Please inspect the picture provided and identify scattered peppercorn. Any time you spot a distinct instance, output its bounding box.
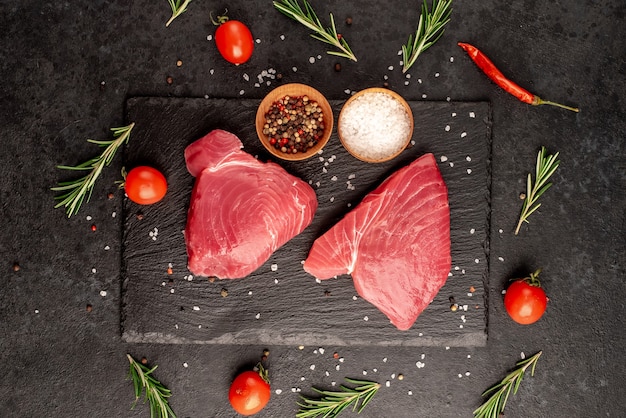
[220,288,228,297]
[263,95,325,155]
[141,357,148,365]
[12,262,20,272]
[91,224,97,232]
[209,277,216,283]
[136,212,144,220]
[345,17,353,25]
[166,76,173,85]
[519,193,526,200]
[398,374,404,380]
[334,63,342,72]
[383,81,389,88]
[333,352,339,359]
[176,59,183,67]
[107,192,114,199]
[469,286,476,293]
[263,349,270,358]
[324,290,332,296]
[276,73,283,80]
[167,267,173,275]
[86,304,93,313]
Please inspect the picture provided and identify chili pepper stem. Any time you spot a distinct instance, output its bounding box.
[532,96,579,112]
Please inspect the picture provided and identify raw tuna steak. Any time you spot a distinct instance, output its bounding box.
[303,153,450,330]
[185,129,318,279]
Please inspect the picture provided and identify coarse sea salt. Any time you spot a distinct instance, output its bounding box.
[339,91,411,161]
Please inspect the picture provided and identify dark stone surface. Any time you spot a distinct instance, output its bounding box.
[1,1,624,417]
[121,97,490,347]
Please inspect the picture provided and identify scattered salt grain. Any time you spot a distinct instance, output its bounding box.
[452,112,457,117]
[521,352,526,359]
[352,296,358,300]
[271,264,278,271]
[183,362,188,368]
[363,370,367,375]
[463,305,469,311]
[92,268,97,273]
[467,169,472,174]
[383,357,388,362]
[408,391,413,395]
[86,215,92,221]
[468,355,471,358]
[310,364,316,370]
[207,34,213,41]
[475,258,480,263]
[292,66,297,72]
[280,34,285,40]
[339,91,411,161]
[100,290,107,297]
[104,245,110,250]
[465,371,471,376]
[383,75,389,80]
[461,132,467,138]
[440,155,448,162]
[363,316,369,321]
[331,175,338,181]
[255,313,261,319]
[112,211,116,218]
[469,112,476,118]
[317,55,322,59]
[335,364,341,371]
[470,228,475,234]
[193,306,200,311]
[239,90,245,95]
[243,73,249,81]
[329,197,335,202]
[421,354,426,359]
[275,389,283,394]
[388,65,394,70]
[434,72,440,77]
[449,162,454,167]
[274,279,279,284]
[35,309,39,314]
[421,94,428,99]
[344,89,351,94]
[170,289,175,294]
[416,361,425,368]
[450,56,454,62]
[309,56,315,63]
[386,381,391,387]
[499,229,504,234]
[445,125,450,132]
[498,256,505,262]
[458,374,463,378]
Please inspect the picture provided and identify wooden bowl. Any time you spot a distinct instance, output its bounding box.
[256,83,333,161]
[337,88,414,163]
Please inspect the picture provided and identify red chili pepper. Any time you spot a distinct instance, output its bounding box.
[458,42,579,112]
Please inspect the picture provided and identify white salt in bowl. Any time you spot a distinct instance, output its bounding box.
[337,88,414,163]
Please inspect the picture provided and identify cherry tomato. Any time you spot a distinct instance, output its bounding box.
[504,269,548,325]
[212,14,254,65]
[125,166,167,205]
[228,366,270,416]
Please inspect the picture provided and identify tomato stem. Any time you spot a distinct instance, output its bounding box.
[255,362,270,385]
[210,9,230,26]
[526,268,542,287]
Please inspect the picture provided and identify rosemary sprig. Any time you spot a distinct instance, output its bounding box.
[127,354,176,418]
[166,0,192,27]
[515,147,560,235]
[51,123,134,217]
[297,378,380,418]
[401,0,452,73]
[273,0,357,62]
[474,351,542,418]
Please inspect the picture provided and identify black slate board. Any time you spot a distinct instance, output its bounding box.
[121,96,491,347]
